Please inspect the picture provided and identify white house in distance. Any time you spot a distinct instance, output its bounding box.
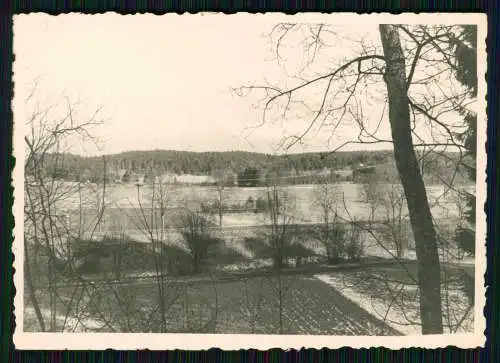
[156,172,216,185]
[176,174,216,185]
[156,172,178,184]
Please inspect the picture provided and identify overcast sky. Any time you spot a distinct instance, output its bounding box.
[13,13,480,156]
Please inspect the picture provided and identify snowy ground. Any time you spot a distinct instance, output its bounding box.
[315,274,416,335]
[24,307,105,332]
[364,246,476,266]
[316,266,474,336]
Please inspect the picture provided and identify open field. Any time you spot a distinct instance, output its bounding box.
[24,259,474,335]
[24,181,476,335]
[46,181,473,257]
[316,263,474,335]
[53,182,474,223]
[25,271,402,335]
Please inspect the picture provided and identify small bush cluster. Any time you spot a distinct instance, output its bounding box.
[199,196,272,215]
[254,197,269,213]
[243,236,273,259]
[200,196,269,215]
[344,225,364,261]
[316,223,365,264]
[68,221,367,280]
[207,239,246,266]
[323,223,346,264]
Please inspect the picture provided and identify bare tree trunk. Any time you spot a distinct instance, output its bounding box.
[379,25,443,334]
[218,181,224,228]
[218,203,223,228]
[278,271,284,334]
[136,180,168,332]
[24,237,46,331]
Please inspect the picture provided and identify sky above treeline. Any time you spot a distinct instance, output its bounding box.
[13,13,478,157]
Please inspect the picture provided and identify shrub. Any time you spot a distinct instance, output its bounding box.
[182,233,220,274]
[207,238,246,265]
[314,222,346,264]
[71,236,187,277]
[283,243,318,267]
[72,240,115,274]
[246,196,255,211]
[344,224,364,261]
[229,202,242,212]
[255,197,268,213]
[244,236,272,259]
[327,223,346,264]
[200,201,230,214]
[179,210,220,273]
[200,202,211,214]
[161,245,193,276]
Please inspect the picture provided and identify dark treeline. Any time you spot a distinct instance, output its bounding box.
[32,148,472,185]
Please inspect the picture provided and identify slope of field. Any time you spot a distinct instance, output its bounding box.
[316,264,474,335]
[25,274,402,335]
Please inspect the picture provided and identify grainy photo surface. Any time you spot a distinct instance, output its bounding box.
[12,13,487,350]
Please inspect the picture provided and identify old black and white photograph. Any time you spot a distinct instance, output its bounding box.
[13,13,486,349]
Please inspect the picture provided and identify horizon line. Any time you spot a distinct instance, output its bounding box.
[64,147,401,158]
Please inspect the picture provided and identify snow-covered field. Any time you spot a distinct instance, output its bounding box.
[315,268,474,336]
[53,182,474,223]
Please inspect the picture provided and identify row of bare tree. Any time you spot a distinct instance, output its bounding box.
[24,134,471,335]
[22,110,321,333]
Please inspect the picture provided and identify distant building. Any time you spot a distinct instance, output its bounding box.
[176,174,216,185]
[158,172,178,184]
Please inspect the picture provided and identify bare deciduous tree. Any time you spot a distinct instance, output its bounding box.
[260,170,301,333]
[234,23,478,334]
[360,175,410,259]
[23,85,108,332]
[211,169,232,228]
[312,182,345,263]
[264,171,297,270]
[130,178,175,333]
[179,206,219,275]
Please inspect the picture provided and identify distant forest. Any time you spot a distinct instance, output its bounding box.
[33,149,473,185]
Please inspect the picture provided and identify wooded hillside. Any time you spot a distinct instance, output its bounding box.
[31,149,473,186]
